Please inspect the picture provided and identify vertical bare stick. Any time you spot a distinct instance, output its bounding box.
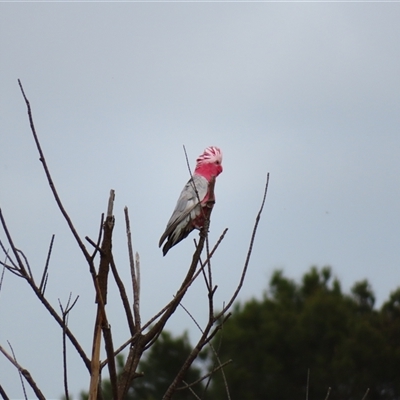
[108,255,135,336]
[58,293,79,400]
[60,299,70,400]
[124,207,141,330]
[107,190,115,218]
[135,252,141,315]
[306,368,310,400]
[89,190,117,400]
[324,387,332,400]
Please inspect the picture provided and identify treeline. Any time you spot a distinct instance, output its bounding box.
[81,267,400,400]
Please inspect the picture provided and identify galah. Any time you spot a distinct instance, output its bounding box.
[159,146,223,256]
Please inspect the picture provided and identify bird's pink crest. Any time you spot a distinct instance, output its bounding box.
[196,146,223,166]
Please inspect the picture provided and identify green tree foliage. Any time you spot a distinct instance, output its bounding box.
[79,267,400,400]
[80,331,205,400]
[209,267,400,400]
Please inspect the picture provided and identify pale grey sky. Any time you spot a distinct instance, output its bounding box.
[1,2,400,398]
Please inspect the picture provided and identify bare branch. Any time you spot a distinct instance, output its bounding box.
[0,241,18,271]
[0,343,45,400]
[0,209,28,276]
[216,173,269,319]
[361,388,370,400]
[89,190,117,400]
[0,241,23,277]
[205,312,231,400]
[0,261,23,277]
[92,213,105,260]
[135,252,141,309]
[0,252,7,295]
[178,360,232,391]
[59,293,79,400]
[108,227,229,361]
[178,301,231,398]
[8,342,27,400]
[124,206,140,330]
[0,384,10,400]
[39,234,55,295]
[18,80,94,266]
[109,255,135,336]
[16,249,33,282]
[324,387,332,400]
[1,208,91,370]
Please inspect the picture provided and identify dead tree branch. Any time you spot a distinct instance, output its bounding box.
[216,172,269,319]
[89,190,117,400]
[2,84,269,400]
[59,293,79,400]
[0,209,91,371]
[0,344,45,400]
[124,207,140,330]
[0,384,10,400]
[39,234,55,295]
[18,79,92,266]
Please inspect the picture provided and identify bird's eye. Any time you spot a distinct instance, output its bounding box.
[215,160,220,165]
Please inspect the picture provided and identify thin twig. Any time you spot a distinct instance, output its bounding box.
[0,262,22,277]
[85,236,104,255]
[105,227,229,365]
[178,301,231,399]
[209,313,231,399]
[0,240,17,270]
[108,253,135,337]
[59,293,79,400]
[178,360,232,391]
[135,252,140,306]
[324,387,331,400]
[0,243,21,277]
[16,249,33,282]
[306,368,310,400]
[0,209,28,277]
[180,382,201,400]
[124,206,140,330]
[162,312,229,399]
[0,384,10,400]
[91,213,105,260]
[0,251,7,295]
[361,388,370,400]
[215,173,269,319]
[7,342,27,400]
[18,79,92,265]
[0,209,91,371]
[39,234,55,295]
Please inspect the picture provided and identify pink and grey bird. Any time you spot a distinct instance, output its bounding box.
[159,146,223,256]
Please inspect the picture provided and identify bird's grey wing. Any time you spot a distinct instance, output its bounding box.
[159,175,208,247]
